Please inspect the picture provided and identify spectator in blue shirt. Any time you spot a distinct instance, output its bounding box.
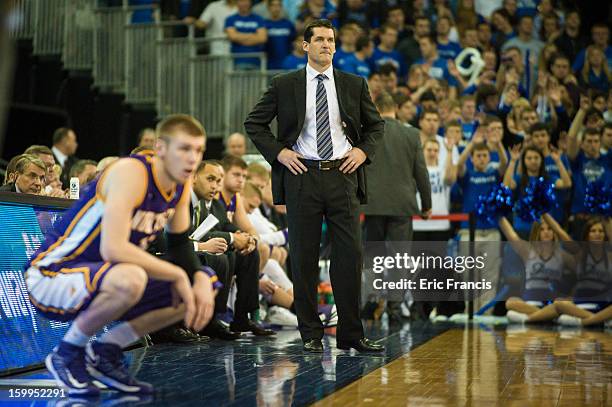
[370,24,407,79]
[225,0,268,68]
[567,99,612,237]
[337,35,372,79]
[572,23,612,73]
[281,34,307,70]
[577,46,611,93]
[264,0,295,69]
[335,0,381,30]
[334,23,359,69]
[416,36,459,99]
[455,131,508,234]
[459,95,479,141]
[436,16,462,60]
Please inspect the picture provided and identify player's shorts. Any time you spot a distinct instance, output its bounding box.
[25,260,173,322]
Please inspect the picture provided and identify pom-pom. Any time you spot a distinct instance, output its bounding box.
[514,177,557,223]
[476,183,514,224]
[584,180,612,217]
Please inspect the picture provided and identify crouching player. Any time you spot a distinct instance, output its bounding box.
[24,114,220,397]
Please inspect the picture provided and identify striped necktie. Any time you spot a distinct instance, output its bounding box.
[316,73,333,160]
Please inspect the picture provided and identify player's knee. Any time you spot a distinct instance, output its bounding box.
[258,244,270,263]
[506,297,520,309]
[108,264,148,301]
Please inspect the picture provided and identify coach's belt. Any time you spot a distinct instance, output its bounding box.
[300,158,345,171]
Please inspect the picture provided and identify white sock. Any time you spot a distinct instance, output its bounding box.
[63,323,90,347]
[98,322,140,348]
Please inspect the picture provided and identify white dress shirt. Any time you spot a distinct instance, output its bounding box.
[293,63,352,160]
[52,146,67,168]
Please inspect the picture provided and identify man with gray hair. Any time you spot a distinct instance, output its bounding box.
[0,154,46,194]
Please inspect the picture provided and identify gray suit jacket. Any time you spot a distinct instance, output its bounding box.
[362,118,431,216]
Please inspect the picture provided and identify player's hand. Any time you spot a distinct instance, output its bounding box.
[172,272,196,329]
[239,235,257,254]
[192,272,215,331]
[232,231,250,250]
[339,147,367,174]
[259,279,277,296]
[277,148,307,175]
[199,238,228,254]
[421,208,432,220]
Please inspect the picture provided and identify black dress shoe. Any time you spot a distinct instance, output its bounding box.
[303,338,324,353]
[201,319,242,340]
[337,338,384,353]
[154,327,206,344]
[230,320,276,336]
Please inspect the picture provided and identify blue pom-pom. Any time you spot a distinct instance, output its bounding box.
[476,183,514,224]
[584,180,612,217]
[514,177,557,223]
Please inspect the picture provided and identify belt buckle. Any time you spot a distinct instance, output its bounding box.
[319,160,332,171]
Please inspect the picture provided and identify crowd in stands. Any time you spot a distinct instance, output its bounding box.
[3,0,611,334]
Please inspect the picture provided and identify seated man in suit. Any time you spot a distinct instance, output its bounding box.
[0,154,46,194]
[194,160,275,336]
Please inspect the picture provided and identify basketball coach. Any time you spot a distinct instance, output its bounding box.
[244,19,385,353]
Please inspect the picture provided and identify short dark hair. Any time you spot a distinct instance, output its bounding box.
[419,108,439,121]
[585,108,604,123]
[221,155,247,172]
[529,122,550,135]
[583,128,601,139]
[303,19,336,43]
[379,63,397,76]
[419,90,436,103]
[355,35,371,52]
[52,127,72,145]
[69,159,97,178]
[472,142,490,153]
[484,115,503,126]
[603,122,612,132]
[196,159,222,174]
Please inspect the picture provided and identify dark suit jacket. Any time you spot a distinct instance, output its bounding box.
[198,198,239,245]
[0,183,17,192]
[244,67,384,205]
[362,119,431,216]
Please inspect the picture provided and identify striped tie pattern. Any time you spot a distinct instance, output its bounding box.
[315,74,333,160]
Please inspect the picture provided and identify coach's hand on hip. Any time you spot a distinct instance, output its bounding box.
[278,148,308,175]
[339,147,366,174]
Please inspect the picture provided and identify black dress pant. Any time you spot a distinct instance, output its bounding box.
[227,249,260,324]
[200,253,231,313]
[363,215,414,241]
[284,168,364,342]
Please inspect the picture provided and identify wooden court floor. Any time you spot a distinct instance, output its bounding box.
[315,327,612,407]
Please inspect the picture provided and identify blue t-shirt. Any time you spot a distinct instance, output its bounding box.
[572,46,612,72]
[334,47,355,70]
[460,119,479,141]
[130,0,155,23]
[466,149,506,173]
[282,54,307,70]
[370,47,407,78]
[570,151,611,214]
[459,167,500,229]
[265,18,295,70]
[437,41,462,60]
[337,54,371,79]
[416,57,459,87]
[225,13,266,67]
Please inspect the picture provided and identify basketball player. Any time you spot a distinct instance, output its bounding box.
[25,114,219,397]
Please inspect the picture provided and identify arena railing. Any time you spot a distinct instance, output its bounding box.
[9,0,35,40]
[124,19,163,104]
[32,0,65,56]
[62,0,96,71]
[189,50,268,139]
